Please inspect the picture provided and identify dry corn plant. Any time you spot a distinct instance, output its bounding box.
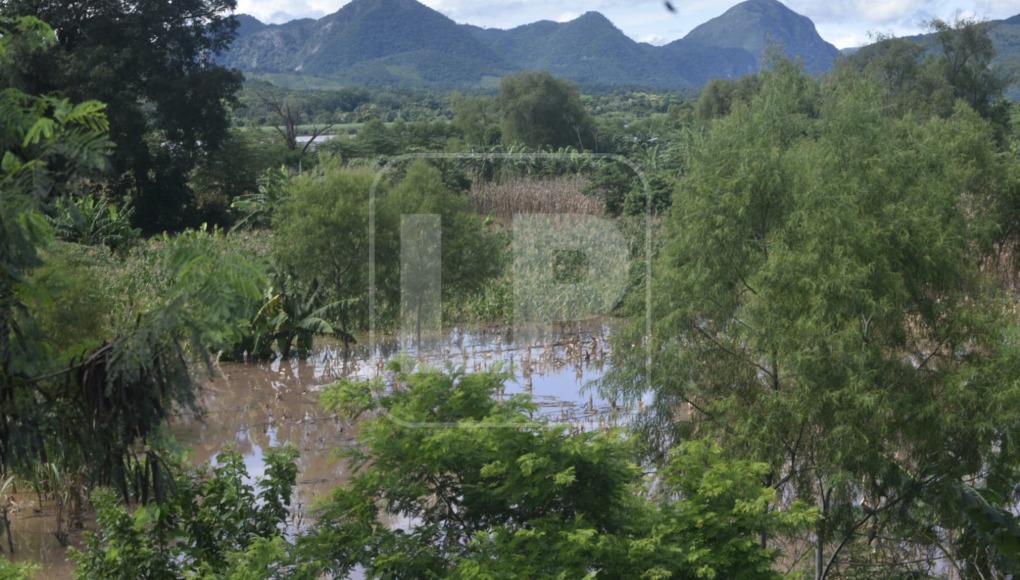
[469,175,603,223]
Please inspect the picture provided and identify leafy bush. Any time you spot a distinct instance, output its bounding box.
[271,160,505,341]
[0,557,36,580]
[301,365,812,578]
[70,446,299,579]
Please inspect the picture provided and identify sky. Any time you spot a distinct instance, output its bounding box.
[234,0,1020,49]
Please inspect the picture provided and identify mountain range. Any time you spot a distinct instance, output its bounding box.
[220,0,1020,92]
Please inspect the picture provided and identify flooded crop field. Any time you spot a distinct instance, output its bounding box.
[9,319,625,577]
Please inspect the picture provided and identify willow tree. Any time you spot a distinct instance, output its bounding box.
[606,61,1020,577]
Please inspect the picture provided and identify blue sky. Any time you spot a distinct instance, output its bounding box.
[234,0,1020,48]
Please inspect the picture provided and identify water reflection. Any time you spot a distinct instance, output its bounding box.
[173,319,625,504]
[13,318,626,577]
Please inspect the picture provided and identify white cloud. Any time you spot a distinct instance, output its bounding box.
[237,0,344,23]
[639,33,670,45]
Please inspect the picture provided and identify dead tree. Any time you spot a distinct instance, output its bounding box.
[256,91,336,156]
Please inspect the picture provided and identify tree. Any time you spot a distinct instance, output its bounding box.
[930,18,1009,123]
[256,90,336,157]
[190,129,291,226]
[605,62,1020,577]
[841,19,1010,136]
[451,93,501,147]
[497,72,595,150]
[1,0,243,232]
[298,364,811,578]
[386,161,504,301]
[271,162,398,343]
[695,75,762,122]
[0,16,264,513]
[837,34,952,119]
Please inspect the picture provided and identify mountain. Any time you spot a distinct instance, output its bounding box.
[657,40,759,86]
[466,13,664,87]
[221,0,511,86]
[220,0,842,89]
[683,0,840,73]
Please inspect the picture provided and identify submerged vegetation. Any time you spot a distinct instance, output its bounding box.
[0,1,1019,577]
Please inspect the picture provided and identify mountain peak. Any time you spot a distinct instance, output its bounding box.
[573,11,613,25]
[683,0,839,73]
[738,0,793,11]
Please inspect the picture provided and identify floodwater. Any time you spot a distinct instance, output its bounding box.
[9,319,622,577]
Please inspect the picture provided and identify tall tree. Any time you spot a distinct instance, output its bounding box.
[497,72,595,150]
[0,0,243,232]
[606,62,1020,577]
[841,19,1010,136]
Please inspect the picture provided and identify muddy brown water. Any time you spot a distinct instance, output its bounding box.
[9,320,624,577]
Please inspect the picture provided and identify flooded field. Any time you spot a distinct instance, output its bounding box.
[9,319,623,577]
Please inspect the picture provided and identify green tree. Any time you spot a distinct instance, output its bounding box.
[299,364,811,578]
[841,19,1011,136]
[387,161,504,302]
[930,18,1010,125]
[497,72,595,150]
[271,162,397,342]
[695,75,762,122]
[190,129,291,227]
[606,63,1020,577]
[2,0,243,232]
[451,93,501,147]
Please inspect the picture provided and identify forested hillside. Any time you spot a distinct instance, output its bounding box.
[222,0,839,89]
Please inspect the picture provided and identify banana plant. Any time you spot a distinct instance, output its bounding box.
[248,276,357,360]
[48,194,140,251]
[230,165,289,229]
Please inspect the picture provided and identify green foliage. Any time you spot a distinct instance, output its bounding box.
[4,0,243,232]
[243,274,351,360]
[19,242,112,361]
[230,165,290,229]
[841,19,1011,136]
[70,446,299,579]
[271,159,504,339]
[930,18,1011,124]
[497,72,596,150]
[695,75,762,122]
[48,195,140,251]
[583,162,634,215]
[300,366,810,578]
[191,129,292,226]
[387,161,505,301]
[0,557,36,580]
[606,60,1020,575]
[271,162,387,336]
[451,94,501,147]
